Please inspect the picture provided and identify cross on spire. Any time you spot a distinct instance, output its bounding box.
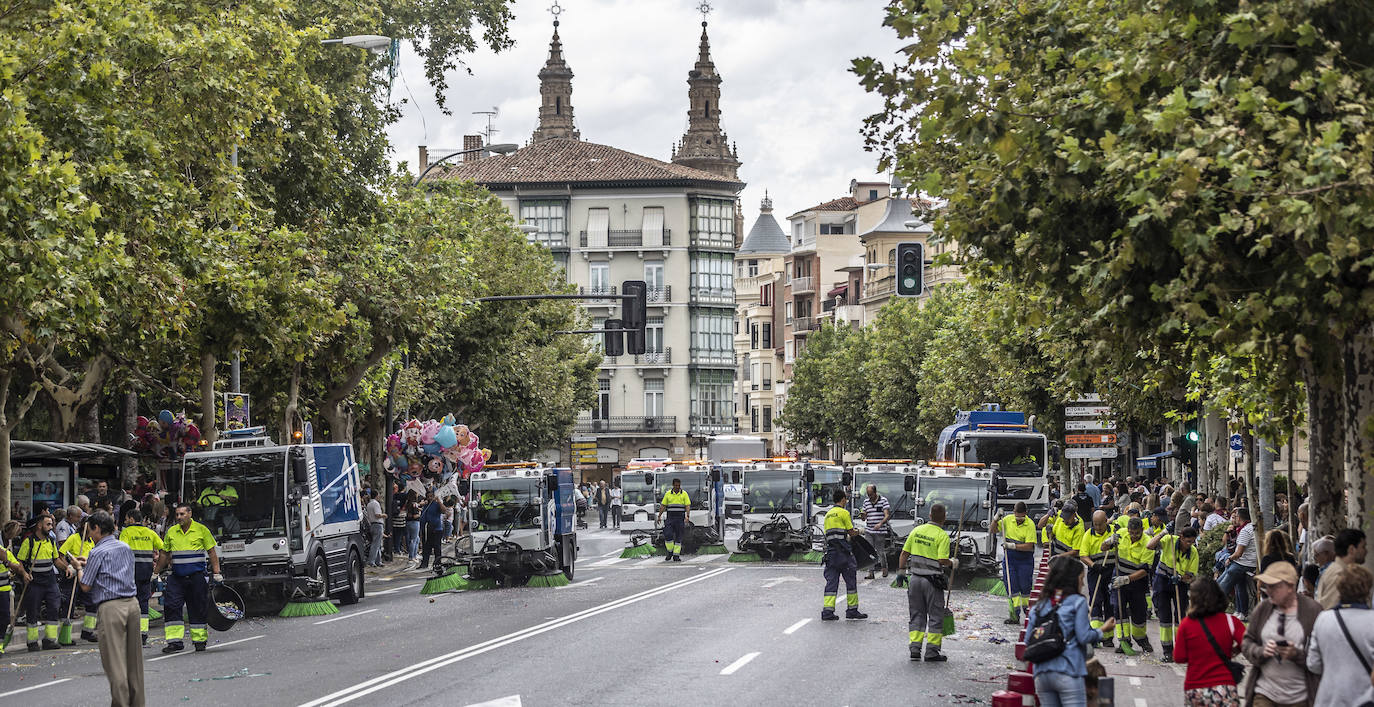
[697,1,712,24]
[549,0,564,27]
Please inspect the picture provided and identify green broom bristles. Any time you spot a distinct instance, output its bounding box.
[891,575,909,589]
[421,566,471,595]
[58,622,73,645]
[620,544,657,559]
[279,599,338,617]
[798,550,824,563]
[697,544,729,554]
[728,552,763,563]
[527,572,570,588]
[988,580,1008,596]
[942,613,956,636]
[1120,640,1137,656]
[968,577,1001,593]
[149,608,163,621]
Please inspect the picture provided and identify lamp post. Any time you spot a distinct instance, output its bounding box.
[413,143,517,186]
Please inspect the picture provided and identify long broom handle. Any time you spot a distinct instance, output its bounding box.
[6,580,30,638]
[64,525,91,621]
[946,500,968,605]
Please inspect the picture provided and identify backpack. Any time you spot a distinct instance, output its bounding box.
[1023,601,1069,663]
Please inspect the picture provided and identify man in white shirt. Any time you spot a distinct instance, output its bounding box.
[609,482,622,529]
[1203,503,1228,531]
[1217,507,1258,618]
[361,490,386,567]
[54,506,83,546]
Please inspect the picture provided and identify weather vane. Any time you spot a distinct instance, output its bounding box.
[549,1,563,26]
[697,1,712,23]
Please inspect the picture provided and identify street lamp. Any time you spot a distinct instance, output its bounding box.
[321,34,394,52]
[413,143,517,186]
[518,223,540,234]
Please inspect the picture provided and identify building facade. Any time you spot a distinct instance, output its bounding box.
[732,193,789,454]
[429,18,744,474]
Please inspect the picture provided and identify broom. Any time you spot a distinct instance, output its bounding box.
[988,520,1008,596]
[1110,546,1137,656]
[279,581,338,617]
[420,565,471,594]
[59,536,87,645]
[942,500,968,636]
[2,581,29,652]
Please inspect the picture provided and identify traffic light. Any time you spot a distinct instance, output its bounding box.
[625,326,646,356]
[603,318,624,357]
[1172,419,1199,468]
[621,280,647,330]
[895,242,924,297]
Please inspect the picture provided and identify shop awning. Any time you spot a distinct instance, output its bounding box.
[10,440,135,461]
[1135,450,1176,469]
[827,283,848,297]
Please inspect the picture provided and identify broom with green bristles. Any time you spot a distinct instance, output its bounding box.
[986,518,1008,596]
[279,581,338,618]
[421,564,472,594]
[2,581,29,651]
[527,570,570,588]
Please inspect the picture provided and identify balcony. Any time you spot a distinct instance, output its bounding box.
[792,316,821,334]
[647,285,671,303]
[790,276,816,295]
[689,416,735,435]
[575,416,676,434]
[689,348,736,366]
[579,285,617,303]
[689,287,735,305]
[863,277,895,300]
[634,348,672,365]
[578,229,672,248]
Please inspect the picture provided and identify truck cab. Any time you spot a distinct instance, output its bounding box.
[911,463,999,575]
[463,463,577,585]
[805,461,849,529]
[654,461,715,527]
[180,435,365,611]
[615,458,669,532]
[734,459,811,559]
[935,404,1053,511]
[849,460,921,540]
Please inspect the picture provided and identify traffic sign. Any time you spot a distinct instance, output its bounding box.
[1065,406,1112,418]
[1065,434,1117,445]
[1065,420,1117,431]
[571,435,596,443]
[1228,434,1243,451]
[1064,447,1119,459]
[1072,394,1102,403]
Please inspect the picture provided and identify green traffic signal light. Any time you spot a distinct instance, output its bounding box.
[1186,430,1199,443]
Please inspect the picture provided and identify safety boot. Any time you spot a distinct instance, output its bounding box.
[923,648,947,662]
[81,630,98,643]
[671,555,682,562]
[193,642,207,652]
[845,608,867,620]
[42,638,60,650]
[662,554,673,562]
[1136,638,1154,653]
[27,641,40,653]
[821,610,838,621]
[1101,637,1113,648]
[1160,644,1173,662]
[162,641,184,654]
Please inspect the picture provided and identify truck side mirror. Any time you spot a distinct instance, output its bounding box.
[915,497,926,507]
[291,456,308,485]
[1049,446,1060,463]
[904,477,916,492]
[731,470,740,483]
[841,471,852,486]
[742,487,750,496]
[804,468,815,483]
[643,472,654,486]
[709,468,720,483]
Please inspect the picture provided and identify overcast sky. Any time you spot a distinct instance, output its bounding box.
[384,0,905,225]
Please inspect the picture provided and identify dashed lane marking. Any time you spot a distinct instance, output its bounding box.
[685,554,725,563]
[1134,699,1147,707]
[600,549,622,557]
[315,609,379,625]
[783,618,811,635]
[592,557,628,567]
[370,583,421,596]
[148,634,264,662]
[1129,677,1141,686]
[720,651,761,675]
[0,678,72,698]
[463,696,521,707]
[634,558,665,567]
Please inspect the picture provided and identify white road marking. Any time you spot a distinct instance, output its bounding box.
[600,549,622,557]
[686,554,724,563]
[783,618,811,635]
[1128,677,1141,686]
[148,634,264,662]
[1134,699,1147,707]
[301,568,734,707]
[573,576,604,586]
[720,651,761,675]
[315,609,379,625]
[592,557,627,567]
[634,558,664,567]
[761,577,802,588]
[370,583,421,596]
[0,678,72,698]
[463,696,521,707]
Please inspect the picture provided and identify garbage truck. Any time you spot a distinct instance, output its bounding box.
[734,458,812,559]
[935,404,1054,511]
[180,431,366,612]
[455,462,578,585]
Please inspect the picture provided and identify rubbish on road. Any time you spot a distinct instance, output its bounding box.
[215,602,245,621]
[189,668,272,682]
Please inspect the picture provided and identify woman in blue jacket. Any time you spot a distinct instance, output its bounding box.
[1028,555,1115,707]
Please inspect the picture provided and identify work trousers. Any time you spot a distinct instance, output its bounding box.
[1152,574,1190,646]
[419,524,443,568]
[135,580,152,637]
[822,546,858,614]
[1004,549,1034,616]
[24,571,61,644]
[662,515,686,556]
[1086,565,1115,630]
[97,596,145,707]
[1115,577,1149,644]
[907,573,946,652]
[0,588,10,652]
[163,571,208,645]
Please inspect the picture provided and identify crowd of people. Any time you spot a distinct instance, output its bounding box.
[1023,473,1374,707]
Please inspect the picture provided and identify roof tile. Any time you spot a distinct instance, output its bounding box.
[429,138,742,187]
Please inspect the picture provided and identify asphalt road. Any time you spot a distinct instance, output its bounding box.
[0,530,1187,706]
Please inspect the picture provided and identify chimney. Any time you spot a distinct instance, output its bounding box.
[463,134,483,161]
[418,145,428,174]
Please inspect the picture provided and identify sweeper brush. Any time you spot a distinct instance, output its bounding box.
[279,598,338,617]
[421,566,471,595]
[798,550,824,563]
[968,577,1002,593]
[619,544,658,559]
[527,572,570,588]
[696,544,729,554]
[728,552,763,563]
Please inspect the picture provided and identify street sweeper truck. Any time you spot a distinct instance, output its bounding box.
[619,460,727,557]
[615,458,669,532]
[733,459,812,560]
[911,463,999,579]
[934,404,1054,512]
[849,460,921,571]
[180,431,366,613]
[444,462,578,588]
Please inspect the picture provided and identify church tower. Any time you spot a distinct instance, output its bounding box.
[671,18,741,180]
[531,15,579,142]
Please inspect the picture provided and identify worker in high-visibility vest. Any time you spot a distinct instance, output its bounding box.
[657,478,691,562]
[1078,510,1118,647]
[819,489,866,621]
[1044,501,1084,558]
[1147,525,1198,660]
[0,540,32,655]
[997,502,1037,624]
[1110,517,1156,654]
[120,506,165,646]
[17,515,69,651]
[58,523,97,644]
[898,503,954,662]
[154,503,221,653]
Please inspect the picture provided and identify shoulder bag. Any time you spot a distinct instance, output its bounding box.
[1334,608,1373,674]
[1198,614,1245,684]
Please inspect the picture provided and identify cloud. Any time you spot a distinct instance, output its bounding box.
[384,0,904,223]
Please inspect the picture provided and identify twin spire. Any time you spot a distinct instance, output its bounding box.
[530,12,740,181]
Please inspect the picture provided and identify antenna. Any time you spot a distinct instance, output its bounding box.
[473,107,499,143]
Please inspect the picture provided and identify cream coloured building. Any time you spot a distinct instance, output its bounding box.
[429,17,744,474]
[732,193,789,453]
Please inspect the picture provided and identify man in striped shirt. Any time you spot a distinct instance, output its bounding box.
[860,484,892,579]
[74,510,143,707]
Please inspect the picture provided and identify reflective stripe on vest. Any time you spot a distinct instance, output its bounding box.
[171,550,207,566]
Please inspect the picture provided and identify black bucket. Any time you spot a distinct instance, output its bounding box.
[208,584,245,632]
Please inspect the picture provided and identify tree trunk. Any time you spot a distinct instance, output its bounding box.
[77,399,100,442]
[323,401,352,448]
[282,362,301,442]
[1304,347,1346,539]
[1244,429,1264,543]
[200,351,218,447]
[1343,322,1374,533]
[121,390,137,481]
[1258,435,1275,530]
[363,411,383,491]
[1204,410,1226,496]
[42,355,115,442]
[0,367,42,527]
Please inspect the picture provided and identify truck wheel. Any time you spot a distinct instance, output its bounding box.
[562,551,575,581]
[308,552,330,599]
[339,550,364,605]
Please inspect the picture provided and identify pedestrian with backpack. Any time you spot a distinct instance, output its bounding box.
[1024,555,1112,707]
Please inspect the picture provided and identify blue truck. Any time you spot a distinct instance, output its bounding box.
[935,404,1055,511]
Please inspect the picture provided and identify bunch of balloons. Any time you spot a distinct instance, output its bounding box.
[129,410,202,459]
[383,414,491,484]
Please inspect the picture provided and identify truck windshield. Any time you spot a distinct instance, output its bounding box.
[917,477,987,531]
[183,451,286,541]
[809,467,845,509]
[619,474,656,507]
[656,471,709,510]
[743,471,802,513]
[471,479,541,531]
[854,473,914,519]
[965,436,1046,477]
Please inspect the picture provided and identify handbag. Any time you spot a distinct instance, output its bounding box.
[1335,608,1373,673]
[1199,614,1245,684]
